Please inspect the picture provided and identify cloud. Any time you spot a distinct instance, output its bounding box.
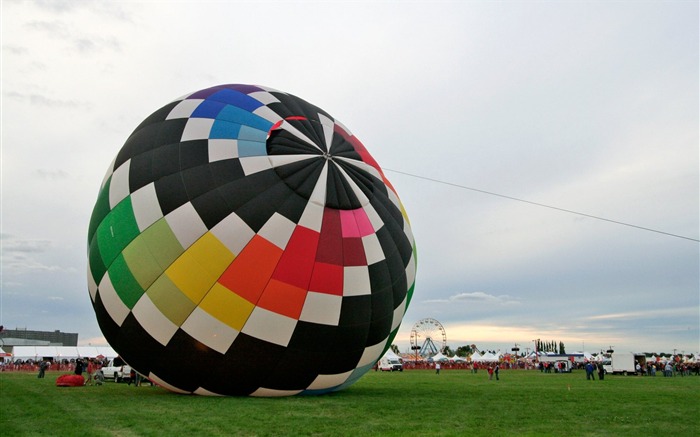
[395,303,700,354]
[0,237,68,275]
[4,91,85,109]
[34,0,133,22]
[584,307,698,322]
[423,291,520,306]
[24,18,123,55]
[2,238,52,254]
[3,259,64,275]
[2,44,28,55]
[72,35,122,54]
[34,0,80,14]
[35,169,69,180]
[24,20,71,39]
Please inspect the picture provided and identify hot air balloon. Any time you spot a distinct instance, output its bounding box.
[87,84,416,396]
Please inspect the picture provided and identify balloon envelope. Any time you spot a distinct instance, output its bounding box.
[87,84,416,396]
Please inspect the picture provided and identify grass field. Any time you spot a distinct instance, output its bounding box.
[1,369,699,436]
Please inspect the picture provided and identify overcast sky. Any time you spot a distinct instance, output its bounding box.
[2,0,698,356]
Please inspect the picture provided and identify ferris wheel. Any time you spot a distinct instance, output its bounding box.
[409,318,447,357]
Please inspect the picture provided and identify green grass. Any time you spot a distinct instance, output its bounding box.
[1,369,699,436]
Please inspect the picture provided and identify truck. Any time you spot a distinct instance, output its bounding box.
[603,352,646,375]
[101,356,132,382]
[378,356,403,372]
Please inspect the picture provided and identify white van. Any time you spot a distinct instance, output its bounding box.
[379,357,403,372]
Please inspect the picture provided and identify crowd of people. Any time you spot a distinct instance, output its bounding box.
[395,358,700,378]
[1,357,156,386]
[2,357,117,385]
[636,361,699,377]
[400,361,532,371]
[1,356,113,373]
[4,356,699,381]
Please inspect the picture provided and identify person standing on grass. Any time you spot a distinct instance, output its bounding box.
[494,364,499,380]
[84,359,95,385]
[488,365,494,380]
[585,362,595,380]
[435,362,441,374]
[37,360,49,378]
[74,358,84,376]
[597,362,605,380]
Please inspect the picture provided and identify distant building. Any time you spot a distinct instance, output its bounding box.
[0,328,78,347]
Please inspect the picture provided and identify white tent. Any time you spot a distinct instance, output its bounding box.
[381,349,402,361]
[470,352,484,362]
[76,346,117,358]
[430,352,449,362]
[478,352,501,362]
[451,355,467,362]
[526,351,557,361]
[10,346,118,361]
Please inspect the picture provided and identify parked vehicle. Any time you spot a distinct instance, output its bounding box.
[101,356,132,382]
[537,354,575,372]
[603,352,646,375]
[553,360,572,373]
[378,356,403,372]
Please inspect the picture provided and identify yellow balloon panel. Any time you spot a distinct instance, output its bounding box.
[200,282,255,331]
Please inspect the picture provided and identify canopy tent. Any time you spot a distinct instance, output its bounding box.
[682,355,695,363]
[10,346,118,361]
[470,353,484,362]
[430,352,449,362]
[381,349,402,361]
[451,355,467,362]
[477,352,501,362]
[535,352,555,359]
[524,351,541,360]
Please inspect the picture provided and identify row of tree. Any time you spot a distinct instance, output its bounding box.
[536,340,566,355]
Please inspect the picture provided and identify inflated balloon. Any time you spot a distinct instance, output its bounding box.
[87,84,416,396]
